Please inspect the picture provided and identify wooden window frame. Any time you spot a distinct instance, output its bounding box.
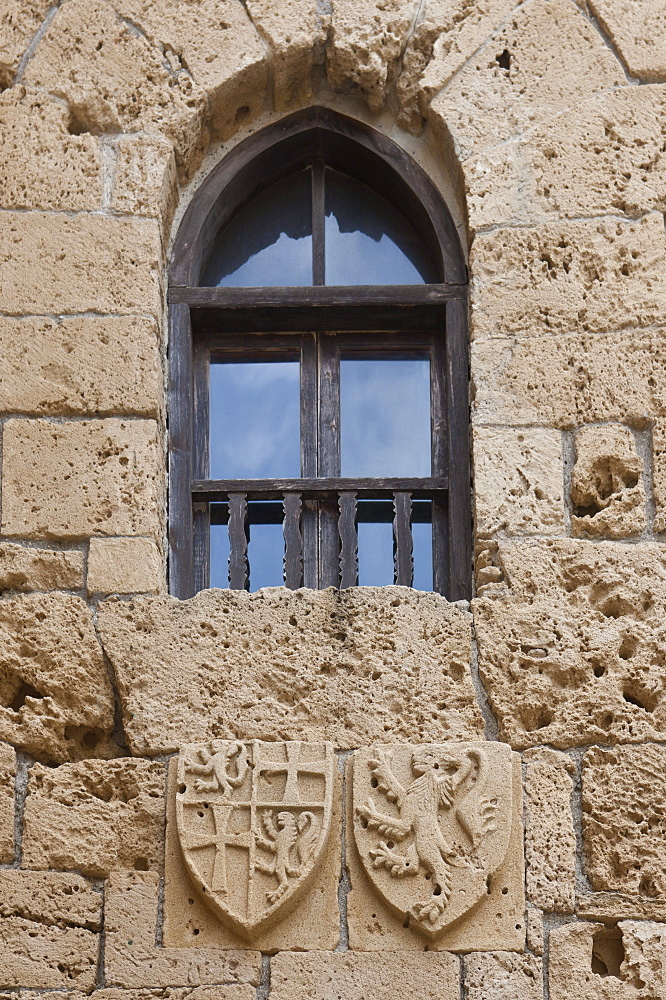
[168,106,471,600]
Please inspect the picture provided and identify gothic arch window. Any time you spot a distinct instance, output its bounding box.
[169,107,471,599]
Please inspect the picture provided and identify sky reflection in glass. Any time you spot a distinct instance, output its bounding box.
[210,523,230,589]
[209,361,300,479]
[356,503,433,589]
[340,358,431,477]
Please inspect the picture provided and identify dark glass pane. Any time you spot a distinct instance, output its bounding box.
[201,170,312,286]
[248,517,285,591]
[210,360,300,479]
[324,169,438,285]
[210,521,230,589]
[340,358,431,477]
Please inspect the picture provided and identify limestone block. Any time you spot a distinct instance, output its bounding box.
[0,211,163,316]
[22,0,208,180]
[97,587,483,756]
[0,741,15,863]
[549,920,666,997]
[104,871,262,988]
[430,0,624,162]
[112,135,178,235]
[0,316,162,417]
[651,417,666,532]
[0,916,98,990]
[87,537,165,595]
[22,758,166,878]
[0,0,52,87]
[474,594,666,749]
[469,214,666,340]
[583,745,666,897]
[471,328,666,430]
[523,747,576,913]
[246,0,319,109]
[0,543,83,592]
[589,0,666,82]
[2,418,163,541]
[270,951,460,1000]
[571,425,646,539]
[578,893,666,924]
[464,952,543,1000]
[0,870,101,930]
[328,0,417,111]
[0,592,115,763]
[0,991,255,1000]
[526,906,544,956]
[0,86,102,211]
[473,427,565,536]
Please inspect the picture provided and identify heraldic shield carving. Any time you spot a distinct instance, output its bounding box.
[352,741,514,939]
[176,739,334,938]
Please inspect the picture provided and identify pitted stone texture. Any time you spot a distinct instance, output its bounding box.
[0,992,256,1000]
[578,893,666,924]
[97,587,482,756]
[651,417,666,532]
[0,543,83,592]
[0,0,52,87]
[0,592,115,763]
[523,747,576,913]
[328,0,417,112]
[473,427,564,536]
[2,418,163,541]
[246,0,319,109]
[0,870,101,930]
[22,758,165,879]
[270,951,460,1000]
[526,907,544,956]
[0,211,162,316]
[0,741,15,863]
[112,135,178,234]
[471,328,666,430]
[470,214,666,341]
[87,537,165,595]
[22,0,208,179]
[583,745,666,898]
[0,87,102,211]
[105,871,262,988]
[549,920,666,997]
[430,0,624,162]
[464,952,543,1000]
[571,425,646,539]
[0,316,162,417]
[0,916,98,990]
[589,0,666,82]
[112,0,267,141]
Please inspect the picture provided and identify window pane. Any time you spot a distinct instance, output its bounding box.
[412,510,433,592]
[210,520,230,589]
[324,169,438,285]
[248,517,284,591]
[201,170,312,286]
[358,516,394,587]
[340,358,431,477]
[210,360,300,479]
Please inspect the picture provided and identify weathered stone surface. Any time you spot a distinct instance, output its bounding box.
[0,0,52,87]
[112,135,178,234]
[549,920,666,997]
[97,587,483,756]
[2,418,163,541]
[578,893,666,924]
[571,425,645,539]
[523,747,576,913]
[0,916,98,990]
[651,417,666,533]
[23,0,208,179]
[87,537,165,595]
[589,0,666,82]
[0,543,83,593]
[0,211,162,316]
[0,592,115,763]
[0,316,162,417]
[471,328,666,429]
[0,991,255,1000]
[270,951,460,1000]
[0,741,15,863]
[473,427,565,536]
[246,0,318,109]
[22,758,166,878]
[105,871,262,988]
[583,745,666,898]
[464,952,543,1000]
[0,86,101,211]
[526,906,544,957]
[470,214,666,340]
[0,870,101,930]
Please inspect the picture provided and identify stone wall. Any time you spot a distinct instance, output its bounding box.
[1,0,666,996]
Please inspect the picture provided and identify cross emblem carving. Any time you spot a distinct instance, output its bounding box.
[182,803,252,897]
[256,740,331,802]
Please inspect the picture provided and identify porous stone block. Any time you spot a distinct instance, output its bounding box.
[97,587,483,755]
[583,745,666,898]
[652,417,666,532]
[0,916,98,990]
[0,0,52,87]
[526,906,544,956]
[22,758,166,879]
[0,86,102,211]
[464,952,543,1000]
[578,893,666,924]
[112,135,178,234]
[246,0,319,109]
[2,418,163,541]
[589,0,666,82]
[0,741,15,863]
[549,920,666,997]
[523,747,576,913]
[87,538,165,595]
[105,871,262,988]
[571,425,646,538]
[0,211,162,316]
[0,316,162,417]
[0,870,101,930]
[0,991,255,1000]
[0,592,115,763]
[0,543,83,593]
[473,427,565,536]
[469,213,666,340]
[270,951,460,1000]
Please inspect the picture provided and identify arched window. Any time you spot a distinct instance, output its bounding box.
[169,107,470,599]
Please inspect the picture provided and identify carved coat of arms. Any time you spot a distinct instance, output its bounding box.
[176,739,334,938]
[352,741,514,938]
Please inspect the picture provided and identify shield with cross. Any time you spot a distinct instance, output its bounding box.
[176,739,335,938]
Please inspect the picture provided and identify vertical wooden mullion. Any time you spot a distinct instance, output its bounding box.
[228,493,249,590]
[168,303,195,599]
[338,491,358,588]
[301,334,318,588]
[445,299,472,600]
[283,493,303,589]
[192,335,210,592]
[312,157,325,286]
[318,334,340,587]
[393,492,413,586]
